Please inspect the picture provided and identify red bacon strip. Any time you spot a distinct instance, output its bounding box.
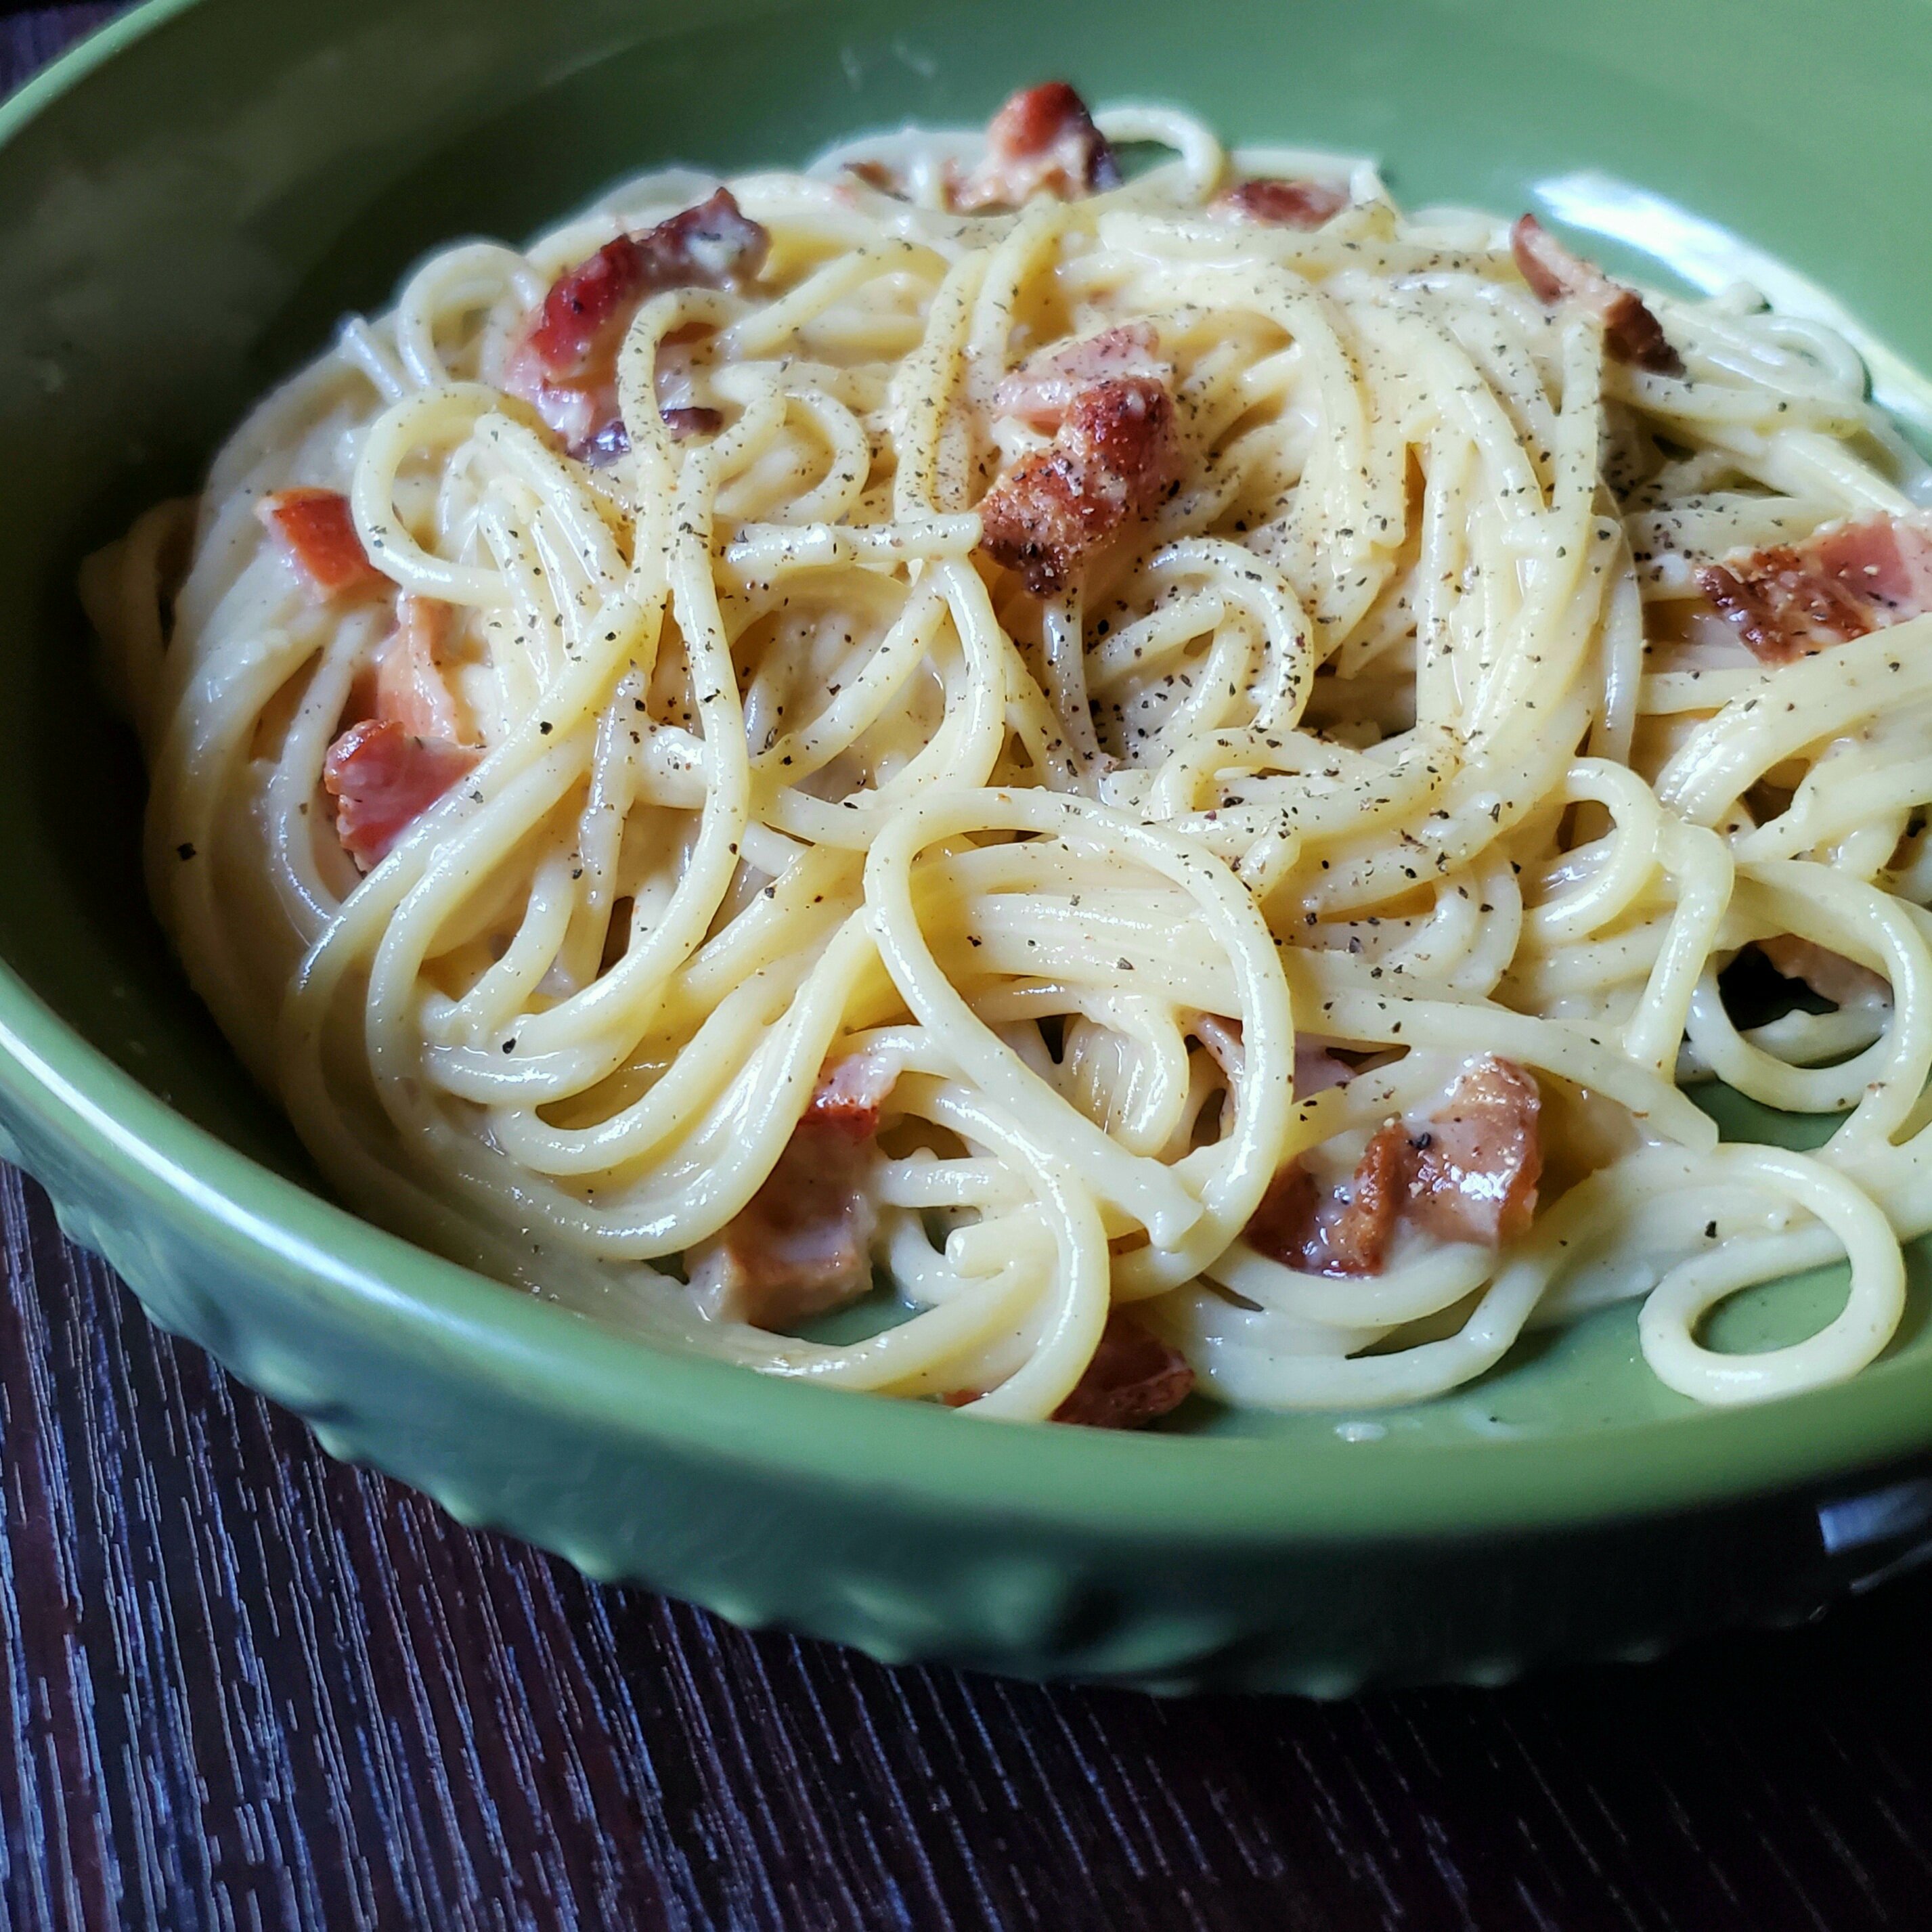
[1246,1056,1543,1277]
[322,722,477,869]
[1696,514,1932,665]
[1510,214,1682,376]
[258,488,384,598]
[954,81,1122,212]
[1051,1313,1195,1428]
[1218,177,1350,230]
[979,374,1183,595]
[506,189,768,458]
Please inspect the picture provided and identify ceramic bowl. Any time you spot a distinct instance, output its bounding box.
[2,0,1931,1692]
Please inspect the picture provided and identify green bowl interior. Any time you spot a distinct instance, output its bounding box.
[2,0,1931,1489]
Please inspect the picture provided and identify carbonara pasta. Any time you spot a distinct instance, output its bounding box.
[83,84,1932,1425]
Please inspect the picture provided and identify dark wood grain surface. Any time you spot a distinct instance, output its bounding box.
[7,8,1932,1929]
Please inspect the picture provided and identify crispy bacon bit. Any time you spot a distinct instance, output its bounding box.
[979,376,1183,594]
[322,721,477,869]
[1052,1313,1195,1428]
[994,324,1168,429]
[257,488,384,598]
[1759,935,1890,1009]
[371,596,465,743]
[686,1110,881,1331]
[954,81,1121,212]
[802,1051,899,1140]
[1403,1057,1542,1246]
[1218,177,1349,229]
[1510,214,1682,376]
[506,189,768,458]
[1246,1055,1542,1276]
[1696,514,1932,664]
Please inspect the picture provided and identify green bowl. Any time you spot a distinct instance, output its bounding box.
[4,0,1932,1694]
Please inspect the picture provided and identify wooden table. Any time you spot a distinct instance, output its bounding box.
[6,7,1932,1927]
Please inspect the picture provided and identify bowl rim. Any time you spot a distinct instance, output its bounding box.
[5,0,1932,1550]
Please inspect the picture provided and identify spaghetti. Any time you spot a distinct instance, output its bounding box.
[83,84,1932,1424]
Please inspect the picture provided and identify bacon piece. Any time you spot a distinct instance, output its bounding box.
[953,81,1121,212]
[1759,935,1890,1010]
[1696,557,1863,665]
[1697,514,1932,664]
[1052,1313,1195,1428]
[1296,1039,1355,1097]
[979,376,1183,594]
[843,159,902,196]
[579,404,724,466]
[802,1050,899,1140]
[506,190,767,458]
[1402,1056,1542,1246]
[1812,516,1932,608]
[1244,1162,1324,1266]
[994,324,1168,429]
[1322,1126,1407,1273]
[686,1111,880,1331]
[524,237,646,381]
[1246,1130,1403,1278]
[661,405,724,441]
[1246,1055,1542,1275]
[371,596,465,743]
[1218,177,1349,229]
[578,418,634,466]
[521,190,767,377]
[257,488,384,598]
[322,720,477,869]
[1510,214,1682,376]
